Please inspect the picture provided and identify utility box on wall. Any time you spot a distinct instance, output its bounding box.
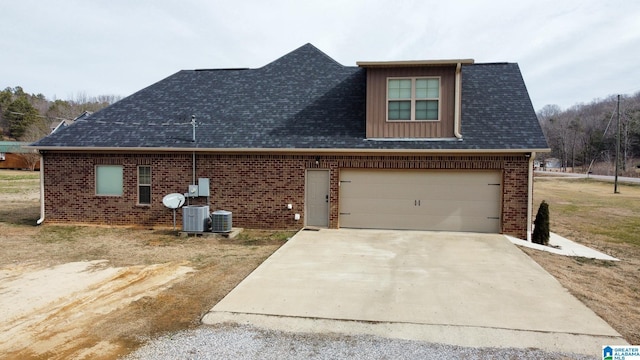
[182,205,210,232]
[198,178,210,197]
[186,185,199,198]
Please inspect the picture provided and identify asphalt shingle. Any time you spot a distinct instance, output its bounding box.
[31,44,548,151]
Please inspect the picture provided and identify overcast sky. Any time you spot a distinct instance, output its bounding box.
[1,0,638,111]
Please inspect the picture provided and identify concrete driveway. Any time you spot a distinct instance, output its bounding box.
[202,229,627,355]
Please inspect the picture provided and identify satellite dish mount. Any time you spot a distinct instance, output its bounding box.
[162,193,186,230]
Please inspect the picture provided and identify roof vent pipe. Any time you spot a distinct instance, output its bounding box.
[191,115,196,142]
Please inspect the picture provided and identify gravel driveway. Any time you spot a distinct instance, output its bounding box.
[122,323,597,360]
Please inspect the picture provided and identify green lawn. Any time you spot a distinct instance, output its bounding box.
[534,177,640,246]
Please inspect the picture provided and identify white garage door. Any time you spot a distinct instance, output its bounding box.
[339,170,502,233]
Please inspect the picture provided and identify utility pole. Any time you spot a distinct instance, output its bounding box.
[614,95,620,194]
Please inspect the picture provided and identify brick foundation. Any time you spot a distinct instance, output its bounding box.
[42,152,530,239]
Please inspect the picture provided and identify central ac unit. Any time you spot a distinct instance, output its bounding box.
[211,210,232,233]
[182,205,210,232]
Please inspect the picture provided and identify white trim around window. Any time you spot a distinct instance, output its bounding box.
[137,165,151,205]
[386,77,441,122]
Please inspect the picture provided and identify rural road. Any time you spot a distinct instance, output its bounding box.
[536,171,640,184]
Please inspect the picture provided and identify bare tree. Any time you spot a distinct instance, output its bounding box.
[17,119,49,170]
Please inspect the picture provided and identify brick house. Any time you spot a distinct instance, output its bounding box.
[30,44,548,240]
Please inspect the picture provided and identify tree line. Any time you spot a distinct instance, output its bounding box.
[0,86,120,142]
[537,92,640,176]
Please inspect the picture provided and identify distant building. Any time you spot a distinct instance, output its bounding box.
[0,141,40,170]
[50,111,90,134]
[50,119,74,134]
[544,158,561,169]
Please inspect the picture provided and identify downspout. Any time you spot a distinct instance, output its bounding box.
[527,152,536,242]
[187,151,195,206]
[191,114,196,186]
[36,154,45,225]
[454,62,462,139]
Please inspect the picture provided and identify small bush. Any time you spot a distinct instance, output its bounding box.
[532,200,550,245]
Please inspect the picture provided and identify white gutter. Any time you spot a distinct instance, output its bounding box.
[365,137,459,142]
[454,62,462,139]
[527,152,536,242]
[36,155,45,225]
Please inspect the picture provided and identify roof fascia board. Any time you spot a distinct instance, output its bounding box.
[357,59,475,67]
[28,146,551,154]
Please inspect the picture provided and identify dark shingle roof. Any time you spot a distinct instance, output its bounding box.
[461,63,548,149]
[32,44,548,151]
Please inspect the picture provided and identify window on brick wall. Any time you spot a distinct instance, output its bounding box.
[138,166,151,205]
[387,77,440,121]
[96,165,123,196]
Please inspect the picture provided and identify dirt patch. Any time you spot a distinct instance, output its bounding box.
[0,170,291,359]
[0,261,193,358]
